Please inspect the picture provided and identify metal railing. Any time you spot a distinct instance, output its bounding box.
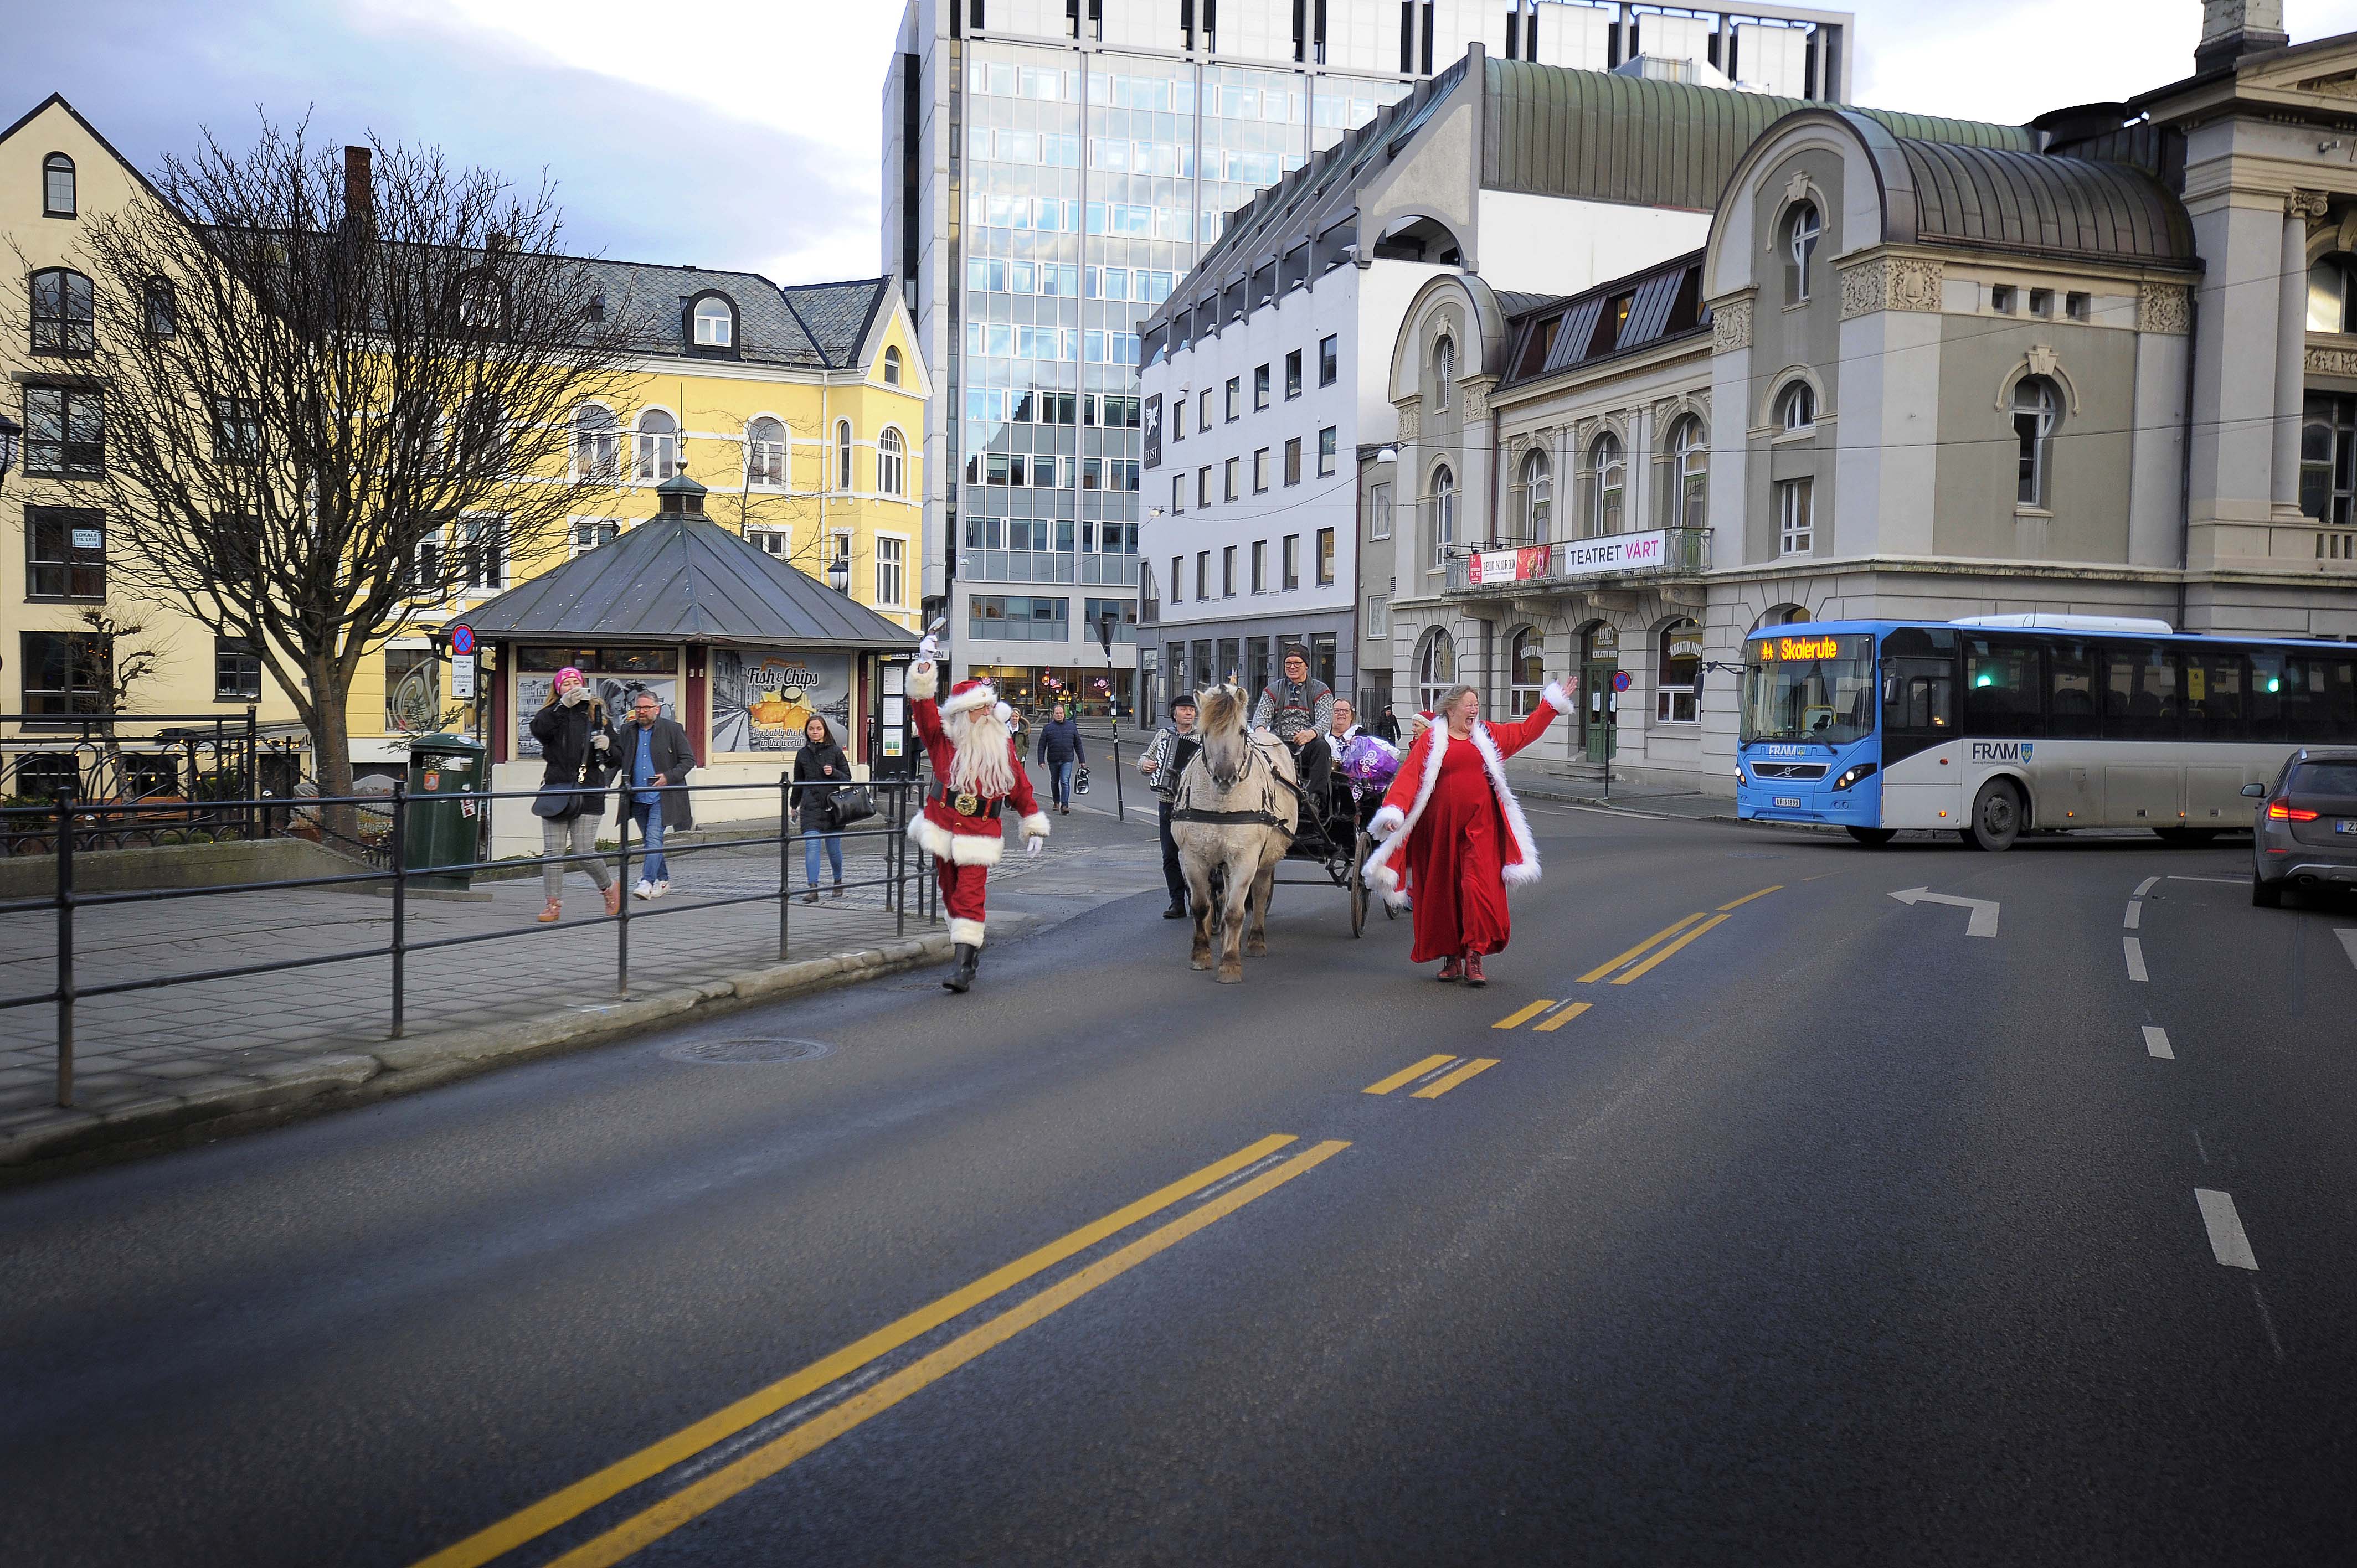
[1443,526,1711,593]
[0,776,941,1109]
[0,708,307,855]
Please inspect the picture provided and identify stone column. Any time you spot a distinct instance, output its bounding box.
[2276,190,2329,519]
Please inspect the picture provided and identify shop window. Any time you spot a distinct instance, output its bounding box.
[1656,621,1701,723]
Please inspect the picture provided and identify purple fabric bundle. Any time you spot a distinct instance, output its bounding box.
[1339,733,1401,785]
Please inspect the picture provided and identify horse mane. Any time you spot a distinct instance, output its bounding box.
[1194,683,1246,739]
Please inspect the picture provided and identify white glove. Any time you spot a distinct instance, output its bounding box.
[917,617,945,663]
[562,685,587,706]
[593,733,610,752]
[1026,834,1044,858]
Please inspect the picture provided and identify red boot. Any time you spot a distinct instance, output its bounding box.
[1463,952,1487,987]
[1437,956,1465,982]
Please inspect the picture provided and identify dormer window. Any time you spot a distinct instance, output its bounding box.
[44,154,75,218]
[691,293,735,349]
[883,345,903,385]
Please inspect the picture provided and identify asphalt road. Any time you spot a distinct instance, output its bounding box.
[4,804,2354,1566]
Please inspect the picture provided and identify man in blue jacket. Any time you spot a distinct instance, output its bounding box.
[1033,701,1085,814]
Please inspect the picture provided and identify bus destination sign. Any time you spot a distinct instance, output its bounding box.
[1759,635,1846,662]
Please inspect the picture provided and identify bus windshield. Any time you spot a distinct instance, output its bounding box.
[1742,633,1876,746]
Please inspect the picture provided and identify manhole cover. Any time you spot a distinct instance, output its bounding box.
[661,1036,835,1065]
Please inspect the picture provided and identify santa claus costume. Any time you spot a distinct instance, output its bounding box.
[1363,683,1572,984]
[906,659,1051,992]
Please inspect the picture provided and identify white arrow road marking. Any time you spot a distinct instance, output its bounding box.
[2143,1025,2174,1059]
[2196,1189,2258,1270]
[2125,937,2148,982]
[2337,930,2356,973]
[1887,886,1999,938]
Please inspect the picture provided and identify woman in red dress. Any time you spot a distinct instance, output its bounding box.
[1363,678,1571,986]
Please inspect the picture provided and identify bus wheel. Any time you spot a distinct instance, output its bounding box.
[1846,827,1897,847]
[1966,780,2023,852]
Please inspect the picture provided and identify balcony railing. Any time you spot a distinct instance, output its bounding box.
[1443,527,1710,594]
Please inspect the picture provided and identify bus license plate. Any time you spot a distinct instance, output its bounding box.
[1774,796,1803,809]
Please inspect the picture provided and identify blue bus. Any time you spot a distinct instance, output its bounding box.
[1735,616,2357,849]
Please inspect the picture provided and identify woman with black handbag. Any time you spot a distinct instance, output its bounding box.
[791,715,855,902]
[528,667,621,922]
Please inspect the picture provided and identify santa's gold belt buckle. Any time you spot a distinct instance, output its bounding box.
[954,791,982,816]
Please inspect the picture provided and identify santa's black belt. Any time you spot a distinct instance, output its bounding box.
[933,787,1001,819]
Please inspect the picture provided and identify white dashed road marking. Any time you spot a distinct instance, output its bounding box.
[2167,875,2245,885]
[2195,1189,2259,1271]
[2124,901,2142,930]
[2124,936,2148,982]
[2143,1025,2174,1059]
[2135,875,2160,896]
[2337,930,2357,973]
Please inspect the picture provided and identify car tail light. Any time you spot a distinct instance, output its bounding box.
[2268,802,2320,822]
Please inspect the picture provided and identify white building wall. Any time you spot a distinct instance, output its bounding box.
[1326,0,1402,72]
[1213,2,1291,63]
[1429,0,1512,68]
[1473,191,1713,296]
[1732,23,1810,95]
[1634,12,1713,64]
[1099,0,1186,50]
[1835,310,1943,558]
[977,0,1068,43]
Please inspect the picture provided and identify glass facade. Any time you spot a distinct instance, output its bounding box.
[934,23,1413,703]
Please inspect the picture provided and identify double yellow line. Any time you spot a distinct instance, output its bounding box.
[414,1133,1346,1568]
[1576,886,1781,986]
[1363,1054,1496,1098]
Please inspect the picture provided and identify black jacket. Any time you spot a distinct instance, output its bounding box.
[791,739,854,830]
[611,715,698,831]
[530,698,619,817]
[1035,716,1085,765]
[1372,710,1402,744]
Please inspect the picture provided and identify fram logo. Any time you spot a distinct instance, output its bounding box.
[1970,741,2034,762]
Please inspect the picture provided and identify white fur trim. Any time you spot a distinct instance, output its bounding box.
[1357,718,1543,894]
[1368,803,1406,838]
[940,681,997,719]
[908,662,939,702]
[1541,680,1573,716]
[949,917,986,947]
[1361,725,1447,894]
[994,702,1013,724]
[1018,812,1051,840]
[907,814,1006,866]
[1467,721,1543,885]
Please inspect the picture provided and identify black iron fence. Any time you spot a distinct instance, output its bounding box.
[0,709,307,856]
[0,776,940,1110]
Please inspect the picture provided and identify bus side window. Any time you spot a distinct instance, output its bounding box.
[2181,648,2247,742]
[2102,643,2180,741]
[1963,636,2044,737]
[2049,641,2097,739]
[1885,660,1954,732]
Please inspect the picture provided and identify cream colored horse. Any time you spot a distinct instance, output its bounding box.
[1169,683,1299,982]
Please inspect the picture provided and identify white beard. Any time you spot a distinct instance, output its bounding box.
[945,710,1017,797]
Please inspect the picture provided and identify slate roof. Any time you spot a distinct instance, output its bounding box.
[461,506,918,649]
[581,261,892,370]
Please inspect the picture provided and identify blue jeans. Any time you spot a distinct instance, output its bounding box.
[1048,759,1074,806]
[804,831,842,888]
[629,801,668,883]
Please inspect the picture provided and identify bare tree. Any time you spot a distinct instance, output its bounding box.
[18,116,634,831]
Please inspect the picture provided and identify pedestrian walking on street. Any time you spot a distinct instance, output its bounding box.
[617,690,696,901]
[1139,694,1200,919]
[1035,701,1085,814]
[1363,677,1570,986]
[792,714,853,902]
[528,667,621,923]
[1372,704,1402,745]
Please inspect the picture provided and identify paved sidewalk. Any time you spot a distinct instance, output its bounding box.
[0,795,1168,1174]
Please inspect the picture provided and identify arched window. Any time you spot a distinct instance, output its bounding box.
[691,293,734,348]
[1783,200,1821,303]
[1589,433,1624,536]
[1670,416,1707,529]
[2013,376,2059,506]
[883,346,903,385]
[745,415,786,486]
[1757,604,1810,628]
[836,419,854,491]
[1428,463,1456,566]
[1509,627,1547,717]
[1432,333,1455,411]
[1777,380,1816,431]
[29,268,94,354]
[634,408,677,481]
[1519,450,1552,541]
[573,403,618,481]
[43,153,75,218]
[1656,618,1702,724]
[2311,255,2357,334]
[877,426,905,496]
[1417,627,1457,713]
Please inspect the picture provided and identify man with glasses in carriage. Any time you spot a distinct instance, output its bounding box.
[1249,645,1350,850]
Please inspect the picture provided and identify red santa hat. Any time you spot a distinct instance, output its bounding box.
[940,676,998,719]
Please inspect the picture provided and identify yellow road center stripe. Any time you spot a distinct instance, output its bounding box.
[1493,1000,1555,1030]
[1609,913,1731,984]
[1364,1054,1457,1095]
[1411,1058,1499,1098]
[1577,913,1707,984]
[1532,1001,1591,1033]
[547,1140,1353,1568]
[1716,884,1783,911]
[406,1132,1299,1568]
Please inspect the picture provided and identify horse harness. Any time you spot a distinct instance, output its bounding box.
[1170,738,1297,838]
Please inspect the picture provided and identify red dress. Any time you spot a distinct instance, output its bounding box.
[1364,697,1567,964]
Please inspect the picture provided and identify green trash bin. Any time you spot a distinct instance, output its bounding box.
[404,733,487,891]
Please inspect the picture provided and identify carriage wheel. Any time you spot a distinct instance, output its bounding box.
[1348,844,1367,938]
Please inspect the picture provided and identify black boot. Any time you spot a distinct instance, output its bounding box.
[1162,896,1188,919]
[942,942,979,993]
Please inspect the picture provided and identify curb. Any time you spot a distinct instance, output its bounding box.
[0,928,965,1182]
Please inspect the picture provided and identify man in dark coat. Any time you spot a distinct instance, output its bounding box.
[1033,701,1086,814]
[615,690,696,899]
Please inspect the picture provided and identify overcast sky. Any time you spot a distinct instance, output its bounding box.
[10,1,2357,288]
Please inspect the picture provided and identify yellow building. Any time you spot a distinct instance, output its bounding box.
[1,94,927,794]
